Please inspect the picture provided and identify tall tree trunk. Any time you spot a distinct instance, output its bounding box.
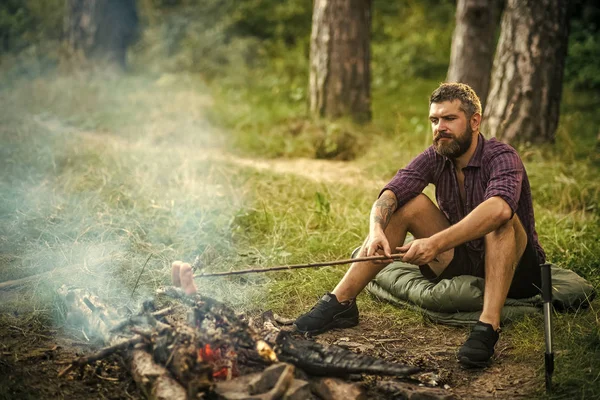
[447,0,502,111]
[482,0,569,143]
[64,0,138,68]
[309,0,371,122]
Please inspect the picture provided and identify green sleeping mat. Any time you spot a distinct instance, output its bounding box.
[365,262,596,326]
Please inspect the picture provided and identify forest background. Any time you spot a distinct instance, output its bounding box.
[0,0,599,399]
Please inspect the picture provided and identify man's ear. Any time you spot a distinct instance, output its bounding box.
[471,113,482,131]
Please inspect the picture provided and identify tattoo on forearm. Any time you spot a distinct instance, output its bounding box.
[372,195,397,228]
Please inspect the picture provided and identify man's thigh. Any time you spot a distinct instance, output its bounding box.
[391,194,455,272]
[420,240,542,298]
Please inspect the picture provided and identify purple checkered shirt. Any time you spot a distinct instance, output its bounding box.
[382,134,545,268]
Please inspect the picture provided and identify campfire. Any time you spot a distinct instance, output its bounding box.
[55,262,455,400]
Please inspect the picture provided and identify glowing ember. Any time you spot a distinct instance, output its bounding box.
[197,343,238,380]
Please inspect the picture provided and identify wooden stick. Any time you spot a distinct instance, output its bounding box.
[130,253,153,301]
[193,253,406,278]
[0,267,70,290]
[58,336,143,377]
[109,306,175,333]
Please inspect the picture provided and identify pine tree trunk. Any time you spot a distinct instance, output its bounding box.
[309,0,371,122]
[446,0,502,111]
[64,0,138,68]
[482,0,569,143]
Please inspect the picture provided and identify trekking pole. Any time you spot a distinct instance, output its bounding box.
[541,262,554,392]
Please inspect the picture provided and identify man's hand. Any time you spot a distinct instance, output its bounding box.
[397,238,440,265]
[363,231,393,261]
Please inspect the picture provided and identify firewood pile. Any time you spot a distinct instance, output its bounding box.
[57,284,456,400]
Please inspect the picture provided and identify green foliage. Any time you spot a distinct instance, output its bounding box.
[371,0,455,84]
[314,192,331,217]
[0,0,61,52]
[565,0,600,90]
[133,0,311,78]
[0,0,63,81]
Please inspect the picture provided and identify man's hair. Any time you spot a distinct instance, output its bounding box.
[429,83,482,120]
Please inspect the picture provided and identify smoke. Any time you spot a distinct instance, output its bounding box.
[0,70,271,334]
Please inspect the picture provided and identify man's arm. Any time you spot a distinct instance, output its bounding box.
[399,196,512,265]
[370,147,437,259]
[364,190,398,258]
[431,196,512,252]
[371,190,398,233]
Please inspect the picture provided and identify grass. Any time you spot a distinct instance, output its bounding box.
[0,67,598,399]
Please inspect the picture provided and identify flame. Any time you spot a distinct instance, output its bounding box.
[197,343,223,362]
[197,343,238,381]
[212,367,229,379]
[256,340,278,362]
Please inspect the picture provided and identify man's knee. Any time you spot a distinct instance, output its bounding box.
[395,194,435,219]
[484,214,527,251]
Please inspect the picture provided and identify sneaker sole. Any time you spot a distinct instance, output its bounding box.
[294,317,359,335]
[457,355,491,368]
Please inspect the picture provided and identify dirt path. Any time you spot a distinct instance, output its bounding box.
[221,155,385,189]
[33,113,385,190]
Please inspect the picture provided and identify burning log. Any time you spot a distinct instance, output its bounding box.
[58,285,187,399]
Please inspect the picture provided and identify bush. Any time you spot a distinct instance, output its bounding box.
[565,1,600,90]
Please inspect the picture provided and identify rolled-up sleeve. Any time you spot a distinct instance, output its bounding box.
[380,148,435,207]
[484,149,523,214]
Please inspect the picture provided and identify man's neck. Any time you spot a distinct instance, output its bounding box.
[453,132,480,170]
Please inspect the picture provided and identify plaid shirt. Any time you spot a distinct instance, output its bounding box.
[382,134,545,268]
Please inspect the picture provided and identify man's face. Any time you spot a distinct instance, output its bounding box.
[429,100,473,159]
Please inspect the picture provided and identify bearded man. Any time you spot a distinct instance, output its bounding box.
[294,82,545,367]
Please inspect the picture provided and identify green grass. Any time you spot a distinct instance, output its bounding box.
[0,69,598,399]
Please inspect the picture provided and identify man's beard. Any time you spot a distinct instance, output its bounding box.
[433,124,473,159]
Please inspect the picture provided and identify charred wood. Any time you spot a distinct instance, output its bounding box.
[276,332,420,378]
[111,307,175,334]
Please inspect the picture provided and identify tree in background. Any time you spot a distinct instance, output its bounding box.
[64,0,138,68]
[309,0,371,122]
[483,0,569,143]
[446,0,502,112]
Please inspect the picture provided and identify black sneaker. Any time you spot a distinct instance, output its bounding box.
[457,321,500,367]
[294,293,359,335]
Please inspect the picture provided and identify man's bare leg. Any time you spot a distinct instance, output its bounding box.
[333,194,455,302]
[479,215,528,330]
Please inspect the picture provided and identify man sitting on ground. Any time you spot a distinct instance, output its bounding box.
[294,83,545,367]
